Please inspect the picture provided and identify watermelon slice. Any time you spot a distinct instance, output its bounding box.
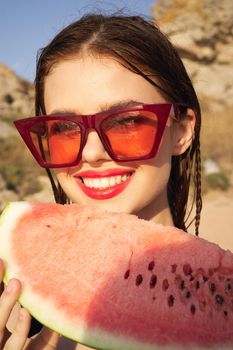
[0,202,233,350]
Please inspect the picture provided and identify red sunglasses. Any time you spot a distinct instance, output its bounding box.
[14,103,185,168]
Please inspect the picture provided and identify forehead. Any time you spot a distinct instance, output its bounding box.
[44,55,165,114]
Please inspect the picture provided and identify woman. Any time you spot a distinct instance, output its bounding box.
[0,13,201,349]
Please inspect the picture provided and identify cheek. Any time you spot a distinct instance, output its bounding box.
[54,169,67,179]
[54,170,73,193]
[151,127,174,166]
[130,132,173,197]
[136,130,174,194]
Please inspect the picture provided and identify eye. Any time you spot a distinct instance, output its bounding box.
[104,114,149,130]
[30,123,47,136]
[112,114,156,129]
[118,115,147,126]
[48,121,81,137]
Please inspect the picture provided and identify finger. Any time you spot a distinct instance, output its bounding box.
[0,259,5,302]
[0,282,4,295]
[0,259,4,285]
[1,328,11,349]
[0,260,11,346]
[3,308,31,350]
[0,279,21,344]
[25,327,61,350]
[40,327,61,348]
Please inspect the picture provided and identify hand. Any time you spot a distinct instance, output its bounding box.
[23,328,61,350]
[0,258,31,349]
[0,259,73,350]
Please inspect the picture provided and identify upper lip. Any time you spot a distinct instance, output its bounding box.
[74,169,135,178]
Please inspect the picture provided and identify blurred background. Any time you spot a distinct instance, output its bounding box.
[0,0,232,249]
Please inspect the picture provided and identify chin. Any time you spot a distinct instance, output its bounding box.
[67,191,136,215]
[59,176,153,216]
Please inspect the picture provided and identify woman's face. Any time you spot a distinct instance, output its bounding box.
[44,55,180,223]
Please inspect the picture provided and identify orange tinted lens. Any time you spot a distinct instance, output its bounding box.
[48,120,81,164]
[30,120,81,165]
[103,111,158,158]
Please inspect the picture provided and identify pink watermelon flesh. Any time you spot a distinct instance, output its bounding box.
[0,202,233,350]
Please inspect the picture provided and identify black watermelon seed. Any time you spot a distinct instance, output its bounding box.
[136,274,143,286]
[195,281,200,289]
[148,261,155,271]
[225,282,233,294]
[185,290,191,299]
[162,279,169,291]
[150,274,157,288]
[189,275,194,282]
[215,294,224,305]
[179,280,185,290]
[203,276,208,282]
[168,295,174,307]
[183,264,193,276]
[171,264,177,273]
[224,310,228,317]
[208,282,216,294]
[190,304,196,315]
[124,269,130,279]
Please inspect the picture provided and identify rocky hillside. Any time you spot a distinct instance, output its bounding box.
[0,65,50,211]
[0,63,34,117]
[0,63,34,137]
[152,0,233,110]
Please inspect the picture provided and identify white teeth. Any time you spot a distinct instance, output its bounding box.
[101,177,109,188]
[116,175,122,184]
[81,174,131,189]
[122,174,127,182]
[109,177,116,186]
[85,178,91,187]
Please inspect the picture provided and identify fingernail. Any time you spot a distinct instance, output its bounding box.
[6,279,16,293]
[6,283,13,293]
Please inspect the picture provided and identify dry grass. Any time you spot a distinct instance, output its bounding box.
[0,136,44,197]
[201,106,233,175]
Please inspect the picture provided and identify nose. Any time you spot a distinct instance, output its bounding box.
[82,130,110,163]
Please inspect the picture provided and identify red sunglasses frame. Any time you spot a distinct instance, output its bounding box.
[14,103,185,168]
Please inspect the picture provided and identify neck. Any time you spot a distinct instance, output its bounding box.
[136,192,174,226]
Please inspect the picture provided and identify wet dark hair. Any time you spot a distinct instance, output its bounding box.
[35,13,202,235]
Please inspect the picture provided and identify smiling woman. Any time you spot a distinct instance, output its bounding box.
[1,12,201,350]
[42,56,187,220]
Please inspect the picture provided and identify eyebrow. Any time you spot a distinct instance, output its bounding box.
[49,99,145,116]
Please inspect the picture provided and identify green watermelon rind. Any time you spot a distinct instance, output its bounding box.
[0,202,24,286]
[0,202,162,350]
[0,202,15,286]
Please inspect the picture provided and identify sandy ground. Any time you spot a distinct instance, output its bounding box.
[192,189,233,252]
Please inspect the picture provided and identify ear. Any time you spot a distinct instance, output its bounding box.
[172,109,196,156]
